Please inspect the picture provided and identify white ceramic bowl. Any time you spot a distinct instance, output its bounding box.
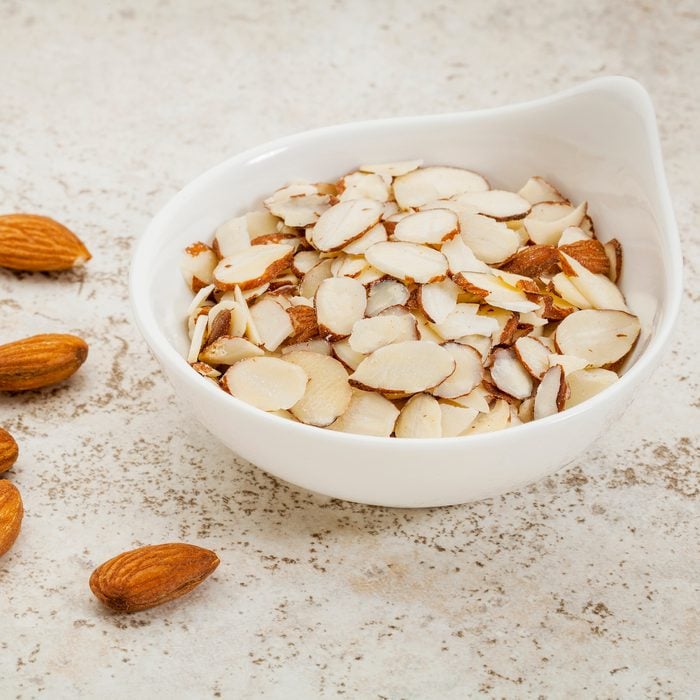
[130,77,682,508]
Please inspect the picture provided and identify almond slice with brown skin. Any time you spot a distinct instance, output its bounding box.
[565,368,618,408]
[365,279,410,317]
[310,198,383,252]
[180,242,218,291]
[418,278,461,324]
[190,362,221,379]
[500,245,560,277]
[360,160,423,177]
[459,213,521,264]
[431,342,483,399]
[248,296,294,351]
[432,304,499,339]
[523,201,587,245]
[604,239,623,283]
[214,216,251,258]
[213,244,293,291]
[560,239,610,275]
[453,272,540,313]
[329,388,399,437]
[456,190,531,221]
[555,309,640,367]
[343,222,388,255]
[365,241,447,284]
[223,356,308,410]
[348,314,418,354]
[349,340,456,395]
[440,403,479,437]
[393,166,489,209]
[534,365,568,420]
[559,252,628,311]
[490,347,533,399]
[513,336,550,379]
[284,351,352,426]
[517,176,568,204]
[286,305,318,344]
[315,277,367,340]
[264,185,330,227]
[392,209,459,244]
[395,393,442,438]
[199,336,265,365]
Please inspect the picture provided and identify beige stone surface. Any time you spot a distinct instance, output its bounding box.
[0,1,698,697]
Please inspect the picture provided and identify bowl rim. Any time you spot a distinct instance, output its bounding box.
[129,76,683,446]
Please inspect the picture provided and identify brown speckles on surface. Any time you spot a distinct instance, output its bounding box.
[1,0,699,698]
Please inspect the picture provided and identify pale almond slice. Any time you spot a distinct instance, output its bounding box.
[264,185,330,227]
[360,160,423,177]
[249,296,294,351]
[315,277,367,340]
[330,254,367,279]
[191,361,221,379]
[451,385,490,413]
[180,243,218,291]
[332,338,366,371]
[456,190,531,222]
[432,304,500,339]
[343,222,388,255]
[517,176,568,204]
[465,398,510,434]
[513,336,550,379]
[241,282,270,301]
[519,310,549,329]
[557,226,591,247]
[299,258,334,298]
[604,239,623,283]
[454,334,493,361]
[458,213,521,264]
[365,241,447,284]
[199,336,265,365]
[214,216,251,258]
[441,236,490,275]
[419,198,477,216]
[551,272,592,309]
[284,351,352,426]
[393,166,489,209]
[213,244,293,291]
[290,295,314,307]
[414,311,446,344]
[392,209,459,244]
[349,340,456,394]
[418,278,460,324]
[565,368,618,409]
[187,314,209,363]
[395,393,442,438]
[281,338,332,356]
[187,303,212,339]
[534,365,568,420]
[187,284,216,316]
[431,342,483,399]
[233,285,262,345]
[292,250,321,276]
[246,210,280,237]
[337,172,390,203]
[536,335,556,351]
[382,201,399,219]
[518,396,535,422]
[555,309,640,367]
[490,347,533,399]
[310,199,383,252]
[269,409,299,421]
[329,388,399,437]
[559,252,628,311]
[440,403,478,437]
[354,265,386,286]
[366,279,411,317]
[453,272,540,313]
[523,201,587,245]
[348,314,418,354]
[223,356,308,411]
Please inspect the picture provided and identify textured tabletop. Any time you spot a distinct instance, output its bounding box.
[1,1,698,698]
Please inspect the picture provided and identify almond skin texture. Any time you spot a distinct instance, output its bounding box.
[0,214,91,271]
[0,480,23,557]
[89,543,220,613]
[0,427,19,474]
[0,334,88,391]
[500,244,560,277]
[559,239,610,275]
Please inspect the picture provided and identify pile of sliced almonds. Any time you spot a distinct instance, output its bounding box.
[180,162,640,438]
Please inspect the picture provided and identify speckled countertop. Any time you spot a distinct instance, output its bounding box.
[1,1,698,698]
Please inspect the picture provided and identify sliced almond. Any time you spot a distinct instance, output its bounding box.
[431,342,483,399]
[337,172,390,203]
[187,314,209,363]
[284,351,352,426]
[432,304,499,339]
[329,389,399,437]
[249,296,294,351]
[310,198,383,252]
[187,283,216,316]
[241,282,270,301]
[524,201,587,246]
[349,340,456,394]
[459,213,521,264]
[349,314,417,354]
[395,393,442,438]
[299,258,334,298]
[190,361,221,379]
[315,277,367,340]
[518,176,568,204]
[246,210,280,237]
[414,311,446,344]
[455,334,493,361]
[490,347,533,399]
[354,265,386,286]
[200,336,265,365]
[365,279,410,317]
[365,241,447,284]
[292,250,321,276]
[440,403,478,437]
[331,338,366,371]
[565,368,618,409]
[557,225,591,247]
[330,254,367,279]
[604,239,623,283]
[551,272,592,309]
[392,209,459,244]
[343,222,388,255]
[180,242,218,291]
[513,336,550,379]
[223,356,308,410]
[213,244,293,291]
[214,216,251,258]
[555,309,640,367]
[286,305,318,344]
[393,166,489,209]
[534,365,568,420]
[560,239,609,275]
[441,236,490,275]
[547,353,588,375]
[264,185,330,227]
[456,190,531,221]
[465,398,510,434]
[451,385,490,413]
[453,272,539,313]
[559,252,628,311]
[233,285,262,345]
[418,278,461,324]
[281,338,331,356]
[518,396,535,422]
[500,245,559,277]
[360,160,423,177]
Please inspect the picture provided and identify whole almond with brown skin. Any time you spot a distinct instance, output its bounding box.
[0,214,91,271]
[0,480,23,557]
[89,543,220,613]
[0,334,88,391]
[0,427,19,474]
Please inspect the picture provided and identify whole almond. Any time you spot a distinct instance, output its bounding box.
[0,334,89,391]
[559,238,610,275]
[0,480,23,557]
[0,427,19,474]
[0,214,91,271]
[89,543,220,613]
